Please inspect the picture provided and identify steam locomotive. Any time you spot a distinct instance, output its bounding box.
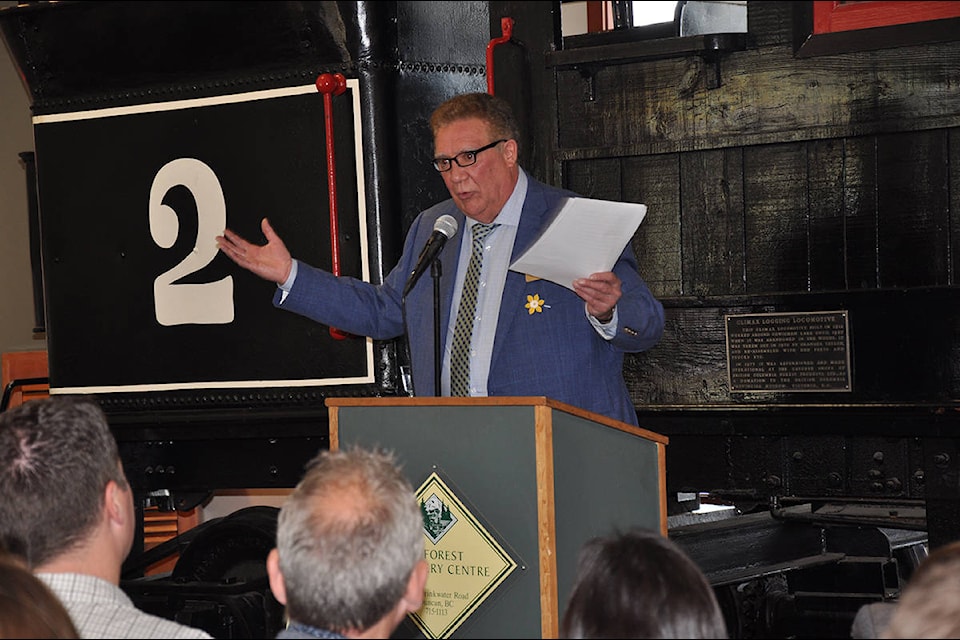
[3,1,957,637]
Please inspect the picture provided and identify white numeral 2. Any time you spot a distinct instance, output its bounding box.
[149,158,234,326]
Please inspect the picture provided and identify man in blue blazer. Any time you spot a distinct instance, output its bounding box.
[217,93,664,426]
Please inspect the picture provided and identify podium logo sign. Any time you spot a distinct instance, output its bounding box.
[422,493,458,544]
[411,472,518,639]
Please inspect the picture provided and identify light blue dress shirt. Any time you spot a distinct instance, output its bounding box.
[439,172,526,396]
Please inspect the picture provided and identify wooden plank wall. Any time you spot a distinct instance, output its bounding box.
[553,2,960,408]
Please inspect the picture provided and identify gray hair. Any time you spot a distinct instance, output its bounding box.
[0,396,127,568]
[276,446,423,632]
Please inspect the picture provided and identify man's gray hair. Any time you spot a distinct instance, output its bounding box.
[276,446,424,633]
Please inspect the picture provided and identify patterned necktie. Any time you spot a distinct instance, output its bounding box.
[449,222,498,396]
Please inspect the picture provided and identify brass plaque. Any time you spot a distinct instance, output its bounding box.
[725,311,851,392]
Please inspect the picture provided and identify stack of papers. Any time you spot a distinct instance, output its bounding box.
[509,197,648,290]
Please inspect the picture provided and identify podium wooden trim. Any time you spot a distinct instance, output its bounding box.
[327,396,668,639]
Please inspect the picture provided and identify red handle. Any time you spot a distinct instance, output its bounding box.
[316,72,352,340]
[486,17,514,95]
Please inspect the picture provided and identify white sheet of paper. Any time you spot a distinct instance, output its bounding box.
[509,197,647,290]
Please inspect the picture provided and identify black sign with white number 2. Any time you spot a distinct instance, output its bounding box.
[34,84,374,394]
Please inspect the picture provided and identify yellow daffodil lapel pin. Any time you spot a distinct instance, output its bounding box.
[525,294,548,314]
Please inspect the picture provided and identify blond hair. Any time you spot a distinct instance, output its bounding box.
[883,541,960,638]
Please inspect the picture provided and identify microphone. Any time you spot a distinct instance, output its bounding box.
[402,215,458,298]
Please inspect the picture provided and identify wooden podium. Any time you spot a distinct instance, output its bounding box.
[326,396,668,639]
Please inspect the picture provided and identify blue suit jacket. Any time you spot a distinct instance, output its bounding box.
[275,176,664,426]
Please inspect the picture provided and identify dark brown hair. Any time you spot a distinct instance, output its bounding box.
[560,528,727,639]
[0,396,127,568]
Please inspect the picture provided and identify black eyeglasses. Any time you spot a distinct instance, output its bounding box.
[432,139,507,172]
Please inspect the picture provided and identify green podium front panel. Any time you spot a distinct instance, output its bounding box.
[337,404,541,639]
[551,410,663,617]
[331,400,665,639]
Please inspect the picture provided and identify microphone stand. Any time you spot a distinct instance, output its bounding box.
[430,257,443,395]
[399,301,415,397]
[399,255,444,398]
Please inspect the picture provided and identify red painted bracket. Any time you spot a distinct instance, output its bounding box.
[486,17,515,95]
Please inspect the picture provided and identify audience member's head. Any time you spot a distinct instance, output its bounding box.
[0,396,133,574]
[266,446,428,638]
[882,540,960,638]
[0,549,79,638]
[560,528,727,639]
